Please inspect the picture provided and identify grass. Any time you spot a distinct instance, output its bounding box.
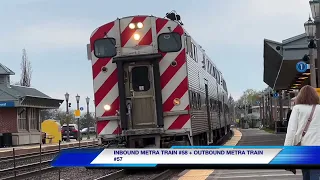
[262,127,275,134]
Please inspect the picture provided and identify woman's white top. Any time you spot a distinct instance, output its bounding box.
[284,104,320,146]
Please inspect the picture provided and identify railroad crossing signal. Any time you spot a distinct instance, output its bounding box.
[74,110,80,118]
[296,61,308,73]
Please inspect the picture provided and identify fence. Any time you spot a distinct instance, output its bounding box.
[0,138,98,180]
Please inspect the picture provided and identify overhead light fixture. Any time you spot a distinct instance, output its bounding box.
[299,77,308,80]
[303,73,311,75]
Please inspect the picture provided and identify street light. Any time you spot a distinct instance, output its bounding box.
[86,97,90,140]
[310,0,320,87]
[304,17,317,87]
[75,94,80,147]
[310,0,320,20]
[305,17,316,38]
[64,92,70,142]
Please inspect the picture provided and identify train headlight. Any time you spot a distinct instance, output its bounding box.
[133,33,140,40]
[173,98,181,106]
[129,23,135,29]
[104,104,111,111]
[137,22,143,29]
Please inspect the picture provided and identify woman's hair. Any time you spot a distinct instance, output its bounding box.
[295,85,320,105]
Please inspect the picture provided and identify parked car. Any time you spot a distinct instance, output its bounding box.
[61,124,81,141]
[81,127,96,135]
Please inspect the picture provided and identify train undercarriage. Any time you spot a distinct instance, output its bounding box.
[100,124,231,148]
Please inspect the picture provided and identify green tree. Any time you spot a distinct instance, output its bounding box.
[237,89,261,106]
[79,112,95,130]
[55,109,76,125]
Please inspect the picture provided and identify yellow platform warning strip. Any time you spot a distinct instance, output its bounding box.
[177,128,243,180]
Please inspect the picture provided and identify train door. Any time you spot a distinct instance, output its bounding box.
[124,62,156,129]
[217,84,221,128]
[205,82,212,143]
[223,96,227,135]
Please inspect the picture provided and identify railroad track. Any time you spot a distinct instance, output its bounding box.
[92,169,179,180]
[0,143,99,180]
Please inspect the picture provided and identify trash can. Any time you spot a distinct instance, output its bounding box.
[3,133,12,147]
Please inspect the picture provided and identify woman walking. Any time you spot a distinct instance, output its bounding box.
[284,85,320,179]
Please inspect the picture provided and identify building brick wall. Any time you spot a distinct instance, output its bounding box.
[0,108,18,133]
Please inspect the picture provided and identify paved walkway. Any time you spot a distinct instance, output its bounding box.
[175,128,303,180]
[206,129,302,180]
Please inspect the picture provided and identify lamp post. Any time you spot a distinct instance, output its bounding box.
[304,17,317,88]
[76,94,80,147]
[310,0,320,87]
[86,97,90,140]
[93,100,97,139]
[64,92,70,142]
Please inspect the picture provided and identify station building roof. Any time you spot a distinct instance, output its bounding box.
[0,63,64,109]
[263,33,310,90]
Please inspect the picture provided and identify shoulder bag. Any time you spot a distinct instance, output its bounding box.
[286,105,316,174]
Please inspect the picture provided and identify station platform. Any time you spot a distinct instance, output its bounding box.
[175,128,303,180]
[0,139,98,158]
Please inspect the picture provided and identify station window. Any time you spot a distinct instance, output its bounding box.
[131,66,150,92]
[158,32,182,52]
[94,38,116,58]
[18,108,27,130]
[29,108,39,130]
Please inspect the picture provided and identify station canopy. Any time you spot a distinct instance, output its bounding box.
[263,33,310,90]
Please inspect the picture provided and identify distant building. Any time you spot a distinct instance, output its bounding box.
[249,105,290,121]
[0,63,63,146]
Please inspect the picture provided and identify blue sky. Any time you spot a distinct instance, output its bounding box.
[0,0,310,112]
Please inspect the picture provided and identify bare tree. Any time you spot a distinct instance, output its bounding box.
[19,49,32,87]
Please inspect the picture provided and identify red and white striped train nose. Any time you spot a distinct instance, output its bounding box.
[120,16,153,55]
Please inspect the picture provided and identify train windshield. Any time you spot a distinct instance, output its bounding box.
[94,38,116,58]
[158,32,182,52]
[131,66,150,92]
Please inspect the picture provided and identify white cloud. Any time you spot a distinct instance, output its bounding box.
[182,0,311,47]
[230,92,243,101]
[0,21,93,53]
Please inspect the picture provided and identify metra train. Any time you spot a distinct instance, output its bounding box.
[86,12,231,148]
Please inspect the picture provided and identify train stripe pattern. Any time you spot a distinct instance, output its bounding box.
[87,13,231,148]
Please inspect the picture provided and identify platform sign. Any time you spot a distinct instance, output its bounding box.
[74,110,80,118]
[296,61,308,73]
[316,88,320,97]
[0,101,14,107]
[273,93,279,98]
[80,107,84,111]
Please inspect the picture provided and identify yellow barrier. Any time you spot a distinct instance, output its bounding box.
[41,119,62,144]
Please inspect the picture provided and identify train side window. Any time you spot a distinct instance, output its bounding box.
[191,92,196,109]
[94,38,116,58]
[213,66,216,78]
[131,66,150,92]
[210,99,214,110]
[158,32,182,53]
[203,54,206,70]
[193,44,198,62]
[197,93,201,109]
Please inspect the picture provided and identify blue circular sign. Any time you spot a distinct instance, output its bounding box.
[296,61,308,73]
[273,93,279,98]
[80,107,84,111]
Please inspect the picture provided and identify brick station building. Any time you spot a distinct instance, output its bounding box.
[0,63,63,146]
